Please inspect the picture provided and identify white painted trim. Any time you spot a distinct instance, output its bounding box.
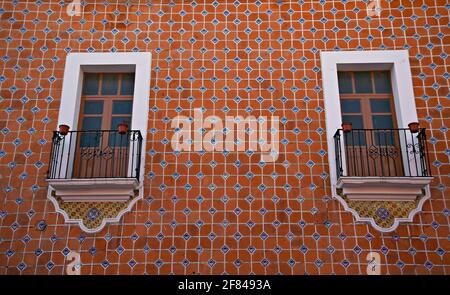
[336,176,433,201]
[47,52,152,233]
[47,178,139,202]
[320,50,431,232]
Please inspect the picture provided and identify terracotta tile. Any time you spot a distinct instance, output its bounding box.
[0,0,447,275]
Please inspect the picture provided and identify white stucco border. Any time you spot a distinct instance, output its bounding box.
[320,50,431,232]
[47,52,152,233]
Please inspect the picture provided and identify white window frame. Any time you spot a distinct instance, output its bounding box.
[321,49,420,190]
[55,52,151,183]
[46,52,151,233]
[320,50,434,232]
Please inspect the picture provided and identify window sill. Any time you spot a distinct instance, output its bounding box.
[47,178,140,202]
[336,176,433,201]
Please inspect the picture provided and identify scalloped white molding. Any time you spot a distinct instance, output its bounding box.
[334,185,431,233]
[320,50,432,232]
[47,192,140,234]
[46,52,151,233]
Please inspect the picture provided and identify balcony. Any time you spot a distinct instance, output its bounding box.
[333,128,433,201]
[47,129,143,202]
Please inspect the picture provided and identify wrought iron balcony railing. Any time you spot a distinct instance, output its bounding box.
[334,128,431,178]
[48,130,143,180]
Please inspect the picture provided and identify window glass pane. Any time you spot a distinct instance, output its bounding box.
[82,73,99,95]
[374,130,395,146]
[338,72,353,94]
[109,132,131,147]
[342,115,364,129]
[80,117,102,147]
[111,116,131,129]
[344,129,367,146]
[374,71,392,93]
[112,101,133,115]
[101,73,119,95]
[80,131,102,148]
[372,115,394,129]
[370,99,392,113]
[120,73,135,95]
[372,115,394,145]
[81,117,102,130]
[341,99,361,113]
[83,100,103,114]
[110,116,131,147]
[354,71,373,93]
[342,115,366,146]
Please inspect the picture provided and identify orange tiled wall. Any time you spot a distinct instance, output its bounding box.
[0,0,448,275]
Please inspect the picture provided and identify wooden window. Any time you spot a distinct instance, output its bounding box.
[338,71,403,176]
[73,73,135,178]
[339,71,396,130]
[79,73,135,134]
